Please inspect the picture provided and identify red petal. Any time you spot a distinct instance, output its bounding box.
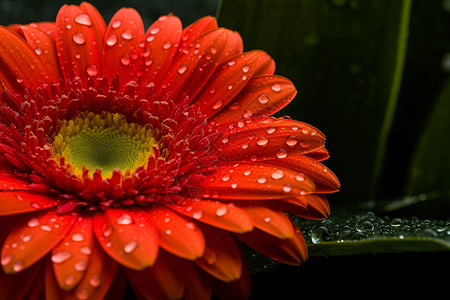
[14,25,61,80]
[155,28,232,103]
[290,194,331,220]
[195,224,243,282]
[138,14,182,95]
[218,30,243,64]
[1,209,77,274]
[80,2,106,39]
[305,147,330,161]
[51,214,94,290]
[102,8,144,86]
[0,259,44,300]
[177,16,217,55]
[93,208,159,270]
[187,162,316,200]
[191,51,259,117]
[211,76,297,124]
[182,265,212,300]
[242,206,294,239]
[264,155,340,193]
[55,4,104,83]
[0,175,30,191]
[165,197,253,233]
[236,220,308,265]
[0,191,59,216]
[144,204,205,260]
[127,250,188,300]
[253,50,276,76]
[0,26,54,95]
[214,116,326,162]
[45,242,118,300]
[210,246,250,300]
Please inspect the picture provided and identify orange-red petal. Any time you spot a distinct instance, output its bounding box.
[211,76,297,123]
[127,250,188,300]
[0,191,59,216]
[242,206,294,239]
[102,8,144,86]
[177,16,217,55]
[290,194,331,220]
[1,209,77,274]
[51,213,94,290]
[191,51,259,117]
[165,197,253,233]
[252,50,276,76]
[93,207,159,270]
[55,4,104,83]
[195,224,243,282]
[144,204,205,260]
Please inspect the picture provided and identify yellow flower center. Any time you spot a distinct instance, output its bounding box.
[52,112,156,177]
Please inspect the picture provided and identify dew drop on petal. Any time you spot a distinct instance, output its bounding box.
[76,289,89,300]
[103,226,113,237]
[86,65,98,77]
[257,93,269,104]
[31,201,41,209]
[271,170,285,180]
[64,274,75,286]
[74,259,87,272]
[296,173,305,181]
[72,32,86,45]
[216,206,228,216]
[264,216,271,223]
[112,20,122,28]
[106,34,118,46]
[227,60,236,66]
[244,170,252,176]
[124,240,138,253]
[150,27,160,34]
[242,64,250,73]
[27,218,39,228]
[267,126,277,134]
[221,174,231,182]
[256,136,269,146]
[117,213,133,225]
[229,102,241,110]
[177,64,187,74]
[34,47,43,55]
[72,233,85,242]
[282,184,292,193]
[12,260,24,272]
[162,41,172,49]
[285,135,298,147]
[16,78,24,84]
[40,225,52,232]
[212,100,223,110]
[257,176,268,184]
[74,14,92,26]
[51,251,73,264]
[120,54,131,66]
[276,149,288,159]
[80,246,92,255]
[271,83,281,92]
[1,254,12,266]
[231,183,238,189]
[89,274,101,287]
[193,210,203,219]
[121,30,133,40]
[165,229,172,235]
[22,234,32,242]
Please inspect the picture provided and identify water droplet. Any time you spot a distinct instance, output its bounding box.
[162,41,172,49]
[264,216,271,223]
[112,20,122,29]
[227,60,236,66]
[103,226,113,237]
[271,83,281,92]
[76,288,89,300]
[120,54,131,66]
[210,47,218,54]
[271,170,284,180]
[74,14,92,26]
[282,184,292,193]
[241,142,249,149]
[106,34,118,46]
[86,65,98,77]
[1,254,12,266]
[150,26,160,34]
[221,174,231,182]
[22,234,32,242]
[165,229,172,235]
[89,274,101,287]
[12,260,24,272]
[72,32,86,45]
[229,102,240,110]
[31,201,41,209]
[256,136,269,146]
[285,135,298,147]
[231,183,238,189]
[177,64,187,74]
[71,233,85,242]
[267,126,277,134]
[27,218,39,228]
[193,210,203,219]
[244,170,252,176]
[40,225,52,232]
[74,259,87,271]
[117,213,133,225]
[242,64,250,73]
[216,206,228,216]
[121,30,133,40]
[65,274,75,286]
[80,246,92,255]
[212,100,223,110]
[257,176,268,184]
[276,149,288,159]
[243,110,253,118]
[16,77,24,84]
[205,252,217,265]
[124,240,138,253]
[34,47,43,55]
[52,251,73,263]
[257,93,269,104]
[296,173,305,181]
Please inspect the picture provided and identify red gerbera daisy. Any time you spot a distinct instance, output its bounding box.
[0,2,339,299]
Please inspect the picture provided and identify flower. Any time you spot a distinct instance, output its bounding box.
[0,2,340,299]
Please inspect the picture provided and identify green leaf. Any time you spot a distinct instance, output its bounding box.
[217,0,412,203]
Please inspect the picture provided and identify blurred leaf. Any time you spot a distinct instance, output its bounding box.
[405,78,450,204]
[218,0,411,203]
